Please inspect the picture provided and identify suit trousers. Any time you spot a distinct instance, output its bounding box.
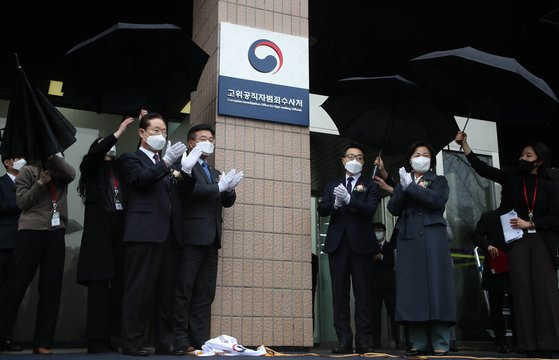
[0,229,65,348]
[86,279,123,342]
[328,235,374,346]
[121,236,178,350]
[174,243,218,348]
[408,321,450,352]
[508,233,559,351]
[0,249,16,341]
[371,285,396,347]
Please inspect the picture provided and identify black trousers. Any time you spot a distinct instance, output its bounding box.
[0,249,17,341]
[328,236,374,346]
[174,243,218,348]
[488,291,514,343]
[0,229,65,348]
[87,279,123,343]
[371,285,396,347]
[121,237,178,350]
[508,233,559,351]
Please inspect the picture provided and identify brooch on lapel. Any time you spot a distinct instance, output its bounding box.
[354,184,366,192]
[418,179,431,188]
[169,170,183,183]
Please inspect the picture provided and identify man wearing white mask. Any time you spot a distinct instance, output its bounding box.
[0,155,25,352]
[318,144,381,354]
[173,124,243,353]
[116,113,202,356]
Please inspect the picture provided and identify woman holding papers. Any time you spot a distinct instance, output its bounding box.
[456,131,559,358]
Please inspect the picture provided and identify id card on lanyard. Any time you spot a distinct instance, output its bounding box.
[109,169,123,211]
[49,183,61,227]
[523,176,538,234]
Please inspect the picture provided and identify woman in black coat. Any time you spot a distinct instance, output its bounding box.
[76,117,134,353]
[457,131,559,358]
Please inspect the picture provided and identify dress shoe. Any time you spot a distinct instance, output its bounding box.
[122,347,149,356]
[156,345,185,356]
[88,339,119,353]
[176,345,195,354]
[332,342,353,354]
[33,347,53,355]
[432,350,448,356]
[0,339,23,352]
[355,343,375,354]
[406,349,430,356]
[449,339,459,352]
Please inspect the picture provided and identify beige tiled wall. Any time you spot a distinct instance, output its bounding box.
[191,0,312,347]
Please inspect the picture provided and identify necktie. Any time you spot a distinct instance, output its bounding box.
[202,161,212,182]
[153,154,160,163]
[346,176,353,193]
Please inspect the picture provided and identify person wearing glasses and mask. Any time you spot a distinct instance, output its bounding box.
[116,113,202,356]
[318,144,381,354]
[387,141,456,357]
[173,124,243,353]
[0,155,26,353]
[76,115,135,353]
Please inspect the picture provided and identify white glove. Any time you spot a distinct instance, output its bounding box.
[334,193,343,208]
[399,167,412,189]
[333,184,351,205]
[163,141,187,166]
[218,169,236,192]
[227,170,244,190]
[181,147,202,174]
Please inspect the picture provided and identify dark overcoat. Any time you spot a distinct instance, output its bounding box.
[387,170,456,324]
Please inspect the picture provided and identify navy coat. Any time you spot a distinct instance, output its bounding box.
[387,170,456,324]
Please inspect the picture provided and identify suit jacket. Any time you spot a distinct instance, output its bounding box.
[117,149,174,243]
[0,174,20,249]
[317,175,380,254]
[176,161,236,248]
[372,240,396,290]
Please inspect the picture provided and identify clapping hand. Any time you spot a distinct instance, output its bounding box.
[227,169,244,190]
[181,147,203,174]
[398,167,412,189]
[333,184,351,205]
[162,140,187,166]
[218,169,236,192]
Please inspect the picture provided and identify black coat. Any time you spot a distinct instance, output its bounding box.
[117,149,195,244]
[466,152,559,269]
[0,174,20,249]
[77,135,124,283]
[175,161,235,248]
[317,176,381,254]
[472,210,511,293]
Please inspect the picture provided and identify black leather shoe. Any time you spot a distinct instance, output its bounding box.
[0,339,23,352]
[355,343,375,354]
[122,348,149,356]
[156,345,185,356]
[432,350,448,356]
[407,349,430,356]
[332,342,353,354]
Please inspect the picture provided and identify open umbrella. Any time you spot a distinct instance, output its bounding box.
[62,23,210,116]
[321,75,459,158]
[409,46,559,128]
[0,54,76,161]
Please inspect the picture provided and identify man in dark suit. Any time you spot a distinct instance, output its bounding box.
[472,209,514,353]
[317,144,381,354]
[173,124,243,352]
[370,222,396,349]
[0,155,24,352]
[116,113,201,356]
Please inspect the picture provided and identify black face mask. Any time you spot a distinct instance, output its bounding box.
[518,159,537,173]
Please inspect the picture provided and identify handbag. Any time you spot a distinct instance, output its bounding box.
[487,251,508,274]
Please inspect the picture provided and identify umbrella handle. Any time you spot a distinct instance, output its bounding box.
[372,148,383,178]
[458,116,470,151]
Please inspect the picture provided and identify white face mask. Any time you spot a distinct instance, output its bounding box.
[195,141,214,155]
[375,231,385,241]
[145,134,167,151]
[12,159,27,171]
[344,159,362,174]
[411,156,431,173]
[106,146,117,157]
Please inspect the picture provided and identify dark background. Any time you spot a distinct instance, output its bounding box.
[1,0,558,166]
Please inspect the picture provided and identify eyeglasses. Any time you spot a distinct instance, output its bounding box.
[147,128,167,136]
[344,154,364,161]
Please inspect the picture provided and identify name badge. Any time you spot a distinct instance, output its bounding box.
[51,211,61,227]
[528,229,536,233]
[114,189,123,211]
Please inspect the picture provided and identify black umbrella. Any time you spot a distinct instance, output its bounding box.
[0,55,76,161]
[321,75,459,158]
[62,22,210,116]
[409,46,559,128]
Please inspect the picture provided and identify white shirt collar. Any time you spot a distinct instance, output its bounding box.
[139,146,158,164]
[7,173,16,183]
[346,173,361,182]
